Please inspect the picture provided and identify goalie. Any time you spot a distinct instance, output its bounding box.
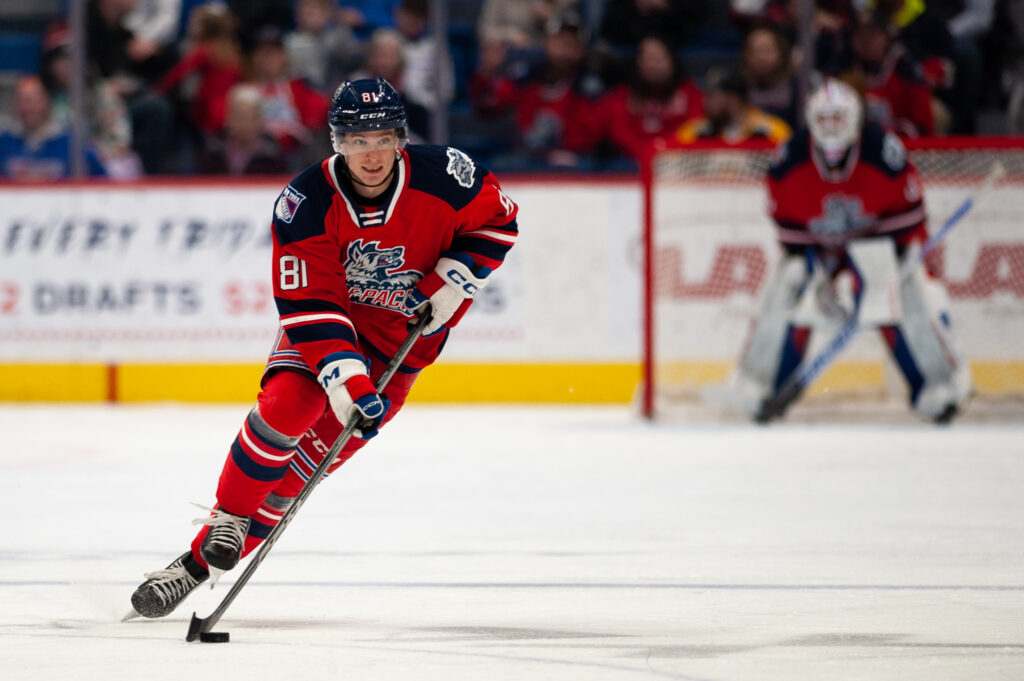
[726,79,971,423]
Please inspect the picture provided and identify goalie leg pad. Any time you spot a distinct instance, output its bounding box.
[731,255,814,411]
[846,237,902,326]
[882,268,971,420]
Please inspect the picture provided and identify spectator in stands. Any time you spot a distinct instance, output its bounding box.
[675,65,791,143]
[245,25,330,169]
[92,80,145,179]
[741,25,800,130]
[228,0,294,49]
[594,33,704,159]
[285,0,362,92]
[872,0,957,95]
[597,0,708,52]
[0,75,106,180]
[394,0,455,132]
[469,37,520,120]
[40,23,72,127]
[154,3,243,138]
[87,0,177,85]
[838,11,940,136]
[488,10,603,165]
[86,0,175,173]
[729,0,850,75]
[122,0,183,65]
[337,0,401,37]
[477,0,579,49]
[348,28,431,141]
[943,0,995,132]
[196,84,287,175]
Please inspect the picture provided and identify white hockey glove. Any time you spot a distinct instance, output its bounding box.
[318,355,390,439]
[403,253,491,336]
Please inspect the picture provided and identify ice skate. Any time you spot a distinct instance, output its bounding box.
[194,505,251,573]
[129,551,209,618]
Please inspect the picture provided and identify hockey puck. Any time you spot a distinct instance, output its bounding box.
[198,631,230,643]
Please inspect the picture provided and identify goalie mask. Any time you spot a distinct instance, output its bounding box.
[328,77,408,155]
[805,79,863,166]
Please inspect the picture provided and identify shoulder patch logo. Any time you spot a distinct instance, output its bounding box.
[881,133,906,172]
[275,185,307,224]
[446,147,476,189]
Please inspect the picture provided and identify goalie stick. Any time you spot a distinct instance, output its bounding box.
[755,162,1006,423]
[186,307,433,642]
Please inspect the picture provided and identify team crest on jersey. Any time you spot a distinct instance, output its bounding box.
[275,186,306,223]
[446,147,476,188]
[809,195,874,242]
[345,240,422,311]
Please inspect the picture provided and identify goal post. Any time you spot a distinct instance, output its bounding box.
[642,137,1024,420]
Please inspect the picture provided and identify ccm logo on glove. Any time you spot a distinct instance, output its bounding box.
[403,254,491,336]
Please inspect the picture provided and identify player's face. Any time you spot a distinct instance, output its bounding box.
[341,129,400,189]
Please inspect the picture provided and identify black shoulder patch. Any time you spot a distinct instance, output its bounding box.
[859,123,906,177]
[272,161,335,246]
[768,130,809,181]
[405,144,489,212]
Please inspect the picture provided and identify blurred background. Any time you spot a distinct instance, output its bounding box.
[1,0,1023,415]
[2,0,1022,180]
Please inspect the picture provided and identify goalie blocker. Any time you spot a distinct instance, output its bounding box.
[723,79,971,423]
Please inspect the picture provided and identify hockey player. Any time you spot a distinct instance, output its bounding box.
[727,78,970,423]
[129,78,519,618]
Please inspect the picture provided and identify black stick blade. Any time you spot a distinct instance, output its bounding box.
[186,612,205,642]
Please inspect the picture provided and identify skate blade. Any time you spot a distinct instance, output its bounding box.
[208,567,226,588]
[122,608,142,622]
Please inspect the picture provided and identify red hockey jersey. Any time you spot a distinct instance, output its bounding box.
[270,144,518,375]
[767,123,926,251]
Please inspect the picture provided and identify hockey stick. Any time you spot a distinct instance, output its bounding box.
[187,307,432,641]
[755,162,1006,422]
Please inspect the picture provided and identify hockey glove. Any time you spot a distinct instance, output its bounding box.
[403,253,491,336]
[318,355,391,439]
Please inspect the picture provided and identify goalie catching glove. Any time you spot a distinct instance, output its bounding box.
[318,355,391,438]
[404,253,491,336]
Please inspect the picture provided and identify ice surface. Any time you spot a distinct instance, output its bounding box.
[2,404,1023,680]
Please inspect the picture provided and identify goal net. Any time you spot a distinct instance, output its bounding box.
[642,138,1024,420]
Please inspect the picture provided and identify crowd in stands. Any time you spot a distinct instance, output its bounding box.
[0,0,1020,180]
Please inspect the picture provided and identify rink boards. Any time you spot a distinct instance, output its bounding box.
[2,176,1022,404]
[0,179,642,403]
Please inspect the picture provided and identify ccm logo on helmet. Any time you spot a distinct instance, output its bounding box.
[360,112,386,119]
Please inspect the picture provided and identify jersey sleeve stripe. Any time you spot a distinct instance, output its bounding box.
[280,312,357,331]
[463,227,518,244]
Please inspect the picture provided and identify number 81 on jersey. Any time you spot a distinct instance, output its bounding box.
[279,255,308,290]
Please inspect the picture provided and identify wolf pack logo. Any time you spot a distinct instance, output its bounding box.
[345,240,422,311]
[446,147,476,188]
[275,186,306,224]
[809,195,873,244]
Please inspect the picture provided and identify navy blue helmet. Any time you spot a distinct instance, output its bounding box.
[329,78,407,152]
